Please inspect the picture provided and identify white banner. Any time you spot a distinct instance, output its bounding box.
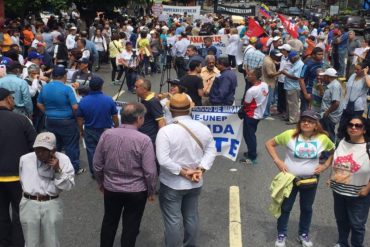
[162,5,201,17]
[191,106,243,161]
[189,35,229,57]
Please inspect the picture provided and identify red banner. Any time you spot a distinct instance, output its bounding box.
[277,14,298,39]
[245,17,265,38]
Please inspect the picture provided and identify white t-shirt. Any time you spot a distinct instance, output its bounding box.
[330,140,370,197]
[244,81,269,119]
[274,129,335,176]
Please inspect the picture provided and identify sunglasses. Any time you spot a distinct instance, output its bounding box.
[347,123,364,129]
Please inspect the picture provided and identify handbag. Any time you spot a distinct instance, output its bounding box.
[237,105,244,120]
[294,175,318,189]
[344,80,359,115]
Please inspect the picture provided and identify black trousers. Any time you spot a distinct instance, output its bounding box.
[100,189,148,247]
[277,81,286,113]
[175,57,186,79]
[0,182,24,247]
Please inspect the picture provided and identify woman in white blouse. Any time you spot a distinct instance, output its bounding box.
[91,29,107,72]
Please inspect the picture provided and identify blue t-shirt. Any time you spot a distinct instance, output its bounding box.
[76,91,118,128]
[37,81,77,119]
[300,59,323,94]
[338,32,349,50]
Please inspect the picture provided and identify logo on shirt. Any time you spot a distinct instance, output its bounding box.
[294,140,318,159]
[331,153,361,184]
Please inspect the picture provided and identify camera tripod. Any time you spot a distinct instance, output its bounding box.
[159,51,173,93]
[115,54,143,101]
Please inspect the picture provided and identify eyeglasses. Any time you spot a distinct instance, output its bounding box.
[347,123,364,129]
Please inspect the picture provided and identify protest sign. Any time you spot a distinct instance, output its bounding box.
[191,106,243,161]
[214,3,255,16]
[189,35,229,57]
[162,5,201,17]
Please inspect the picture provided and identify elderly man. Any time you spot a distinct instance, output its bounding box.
[0,61,33,116]
[319,68,342,142]
[200,55,219,105]
[77,76,119,178]
[156,93,216,247]
[209,57,237,106]
[37,65,84,175]
[281,51,305,125]
[135,77,165,144]
[66,26,78,50]
[94,102,157,247]
[19,132,75,247]
[0,88,36,247]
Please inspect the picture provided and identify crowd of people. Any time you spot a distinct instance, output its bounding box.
[0,6,370,247]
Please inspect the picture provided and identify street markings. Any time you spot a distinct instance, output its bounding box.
[230,186,242,247]
[229,168,238,172]
[112,90,125,100]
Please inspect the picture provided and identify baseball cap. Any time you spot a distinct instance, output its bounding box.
[319,68,338,77]
[77,58,89,64]
[270,49,282,57]
[300,110,320,121]
[52,65,67,77]
[0,56,13,65]
[272,36,281,41]
[288,50,299,60]
[0,88,14,101]
[33,132,57,150]
[70,26,77,30]
[89,76,104,89]
[28,51,42,60]
[278,44,292,51]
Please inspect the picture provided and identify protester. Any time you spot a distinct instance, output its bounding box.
[135,77,165,144]
[265,110,335,247]
[173,32,190,79]
[19,132,75,247]
[108,33,124,84]
[93,102,157,247]
[209,56,237,106]
[186,44,204,70]
[346,31,360,79]
[0,61,33,116]
[262,49,282,118]
[66,26,78,50]
[179,60,204,106]
[319,68,342,143]
[299,47,324,112]
[240,68,269,165]
[53,35,69,67]
[91,28,108,71]
[37,65,85,174]
[156,93,216,247]
[200,55,219,105]
[77,76,119,178]
[226,28,240,68]
[330,116,370,247]
[277,44,292,116]
[281,51,304,125]
[117,41,139,94]
[338,65,370,140]
[0,88,37,247]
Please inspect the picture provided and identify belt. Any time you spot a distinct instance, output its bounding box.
[23,193,59,201]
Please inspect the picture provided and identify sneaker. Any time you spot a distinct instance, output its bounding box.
[333,244,341,247]
[239,158,257,165]
[297,234,313,247]
[264,116,275,120]
[76,168,86,175]
[275,234,286,247]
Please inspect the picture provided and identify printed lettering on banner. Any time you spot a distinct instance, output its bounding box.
[189,35,229,57]
[161,5,201,17]
[191,106,243,161]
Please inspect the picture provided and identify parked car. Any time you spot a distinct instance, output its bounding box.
[287,7,302,16]
[345,16,366,33]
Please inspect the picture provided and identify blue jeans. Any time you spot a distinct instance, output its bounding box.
[242,116,260,160]
[333,192,370,247]
[46,118,80,172]
[338,50,347,77]
[159,183,201,247]
[277,183,318,236]
[264,85,274,117]
[300,91,310,113]
[84,127,105,175]
[126,69,137,91]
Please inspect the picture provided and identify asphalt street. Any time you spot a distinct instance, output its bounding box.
[60,64,370,247]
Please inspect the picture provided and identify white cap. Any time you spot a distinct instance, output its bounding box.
[70,26,77,30]
[33,132,56,150]
[278,44,292,51]
[278,25,284,29]
[161,26,169,31]
[272,36,281,41]
[319,68,338,77]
